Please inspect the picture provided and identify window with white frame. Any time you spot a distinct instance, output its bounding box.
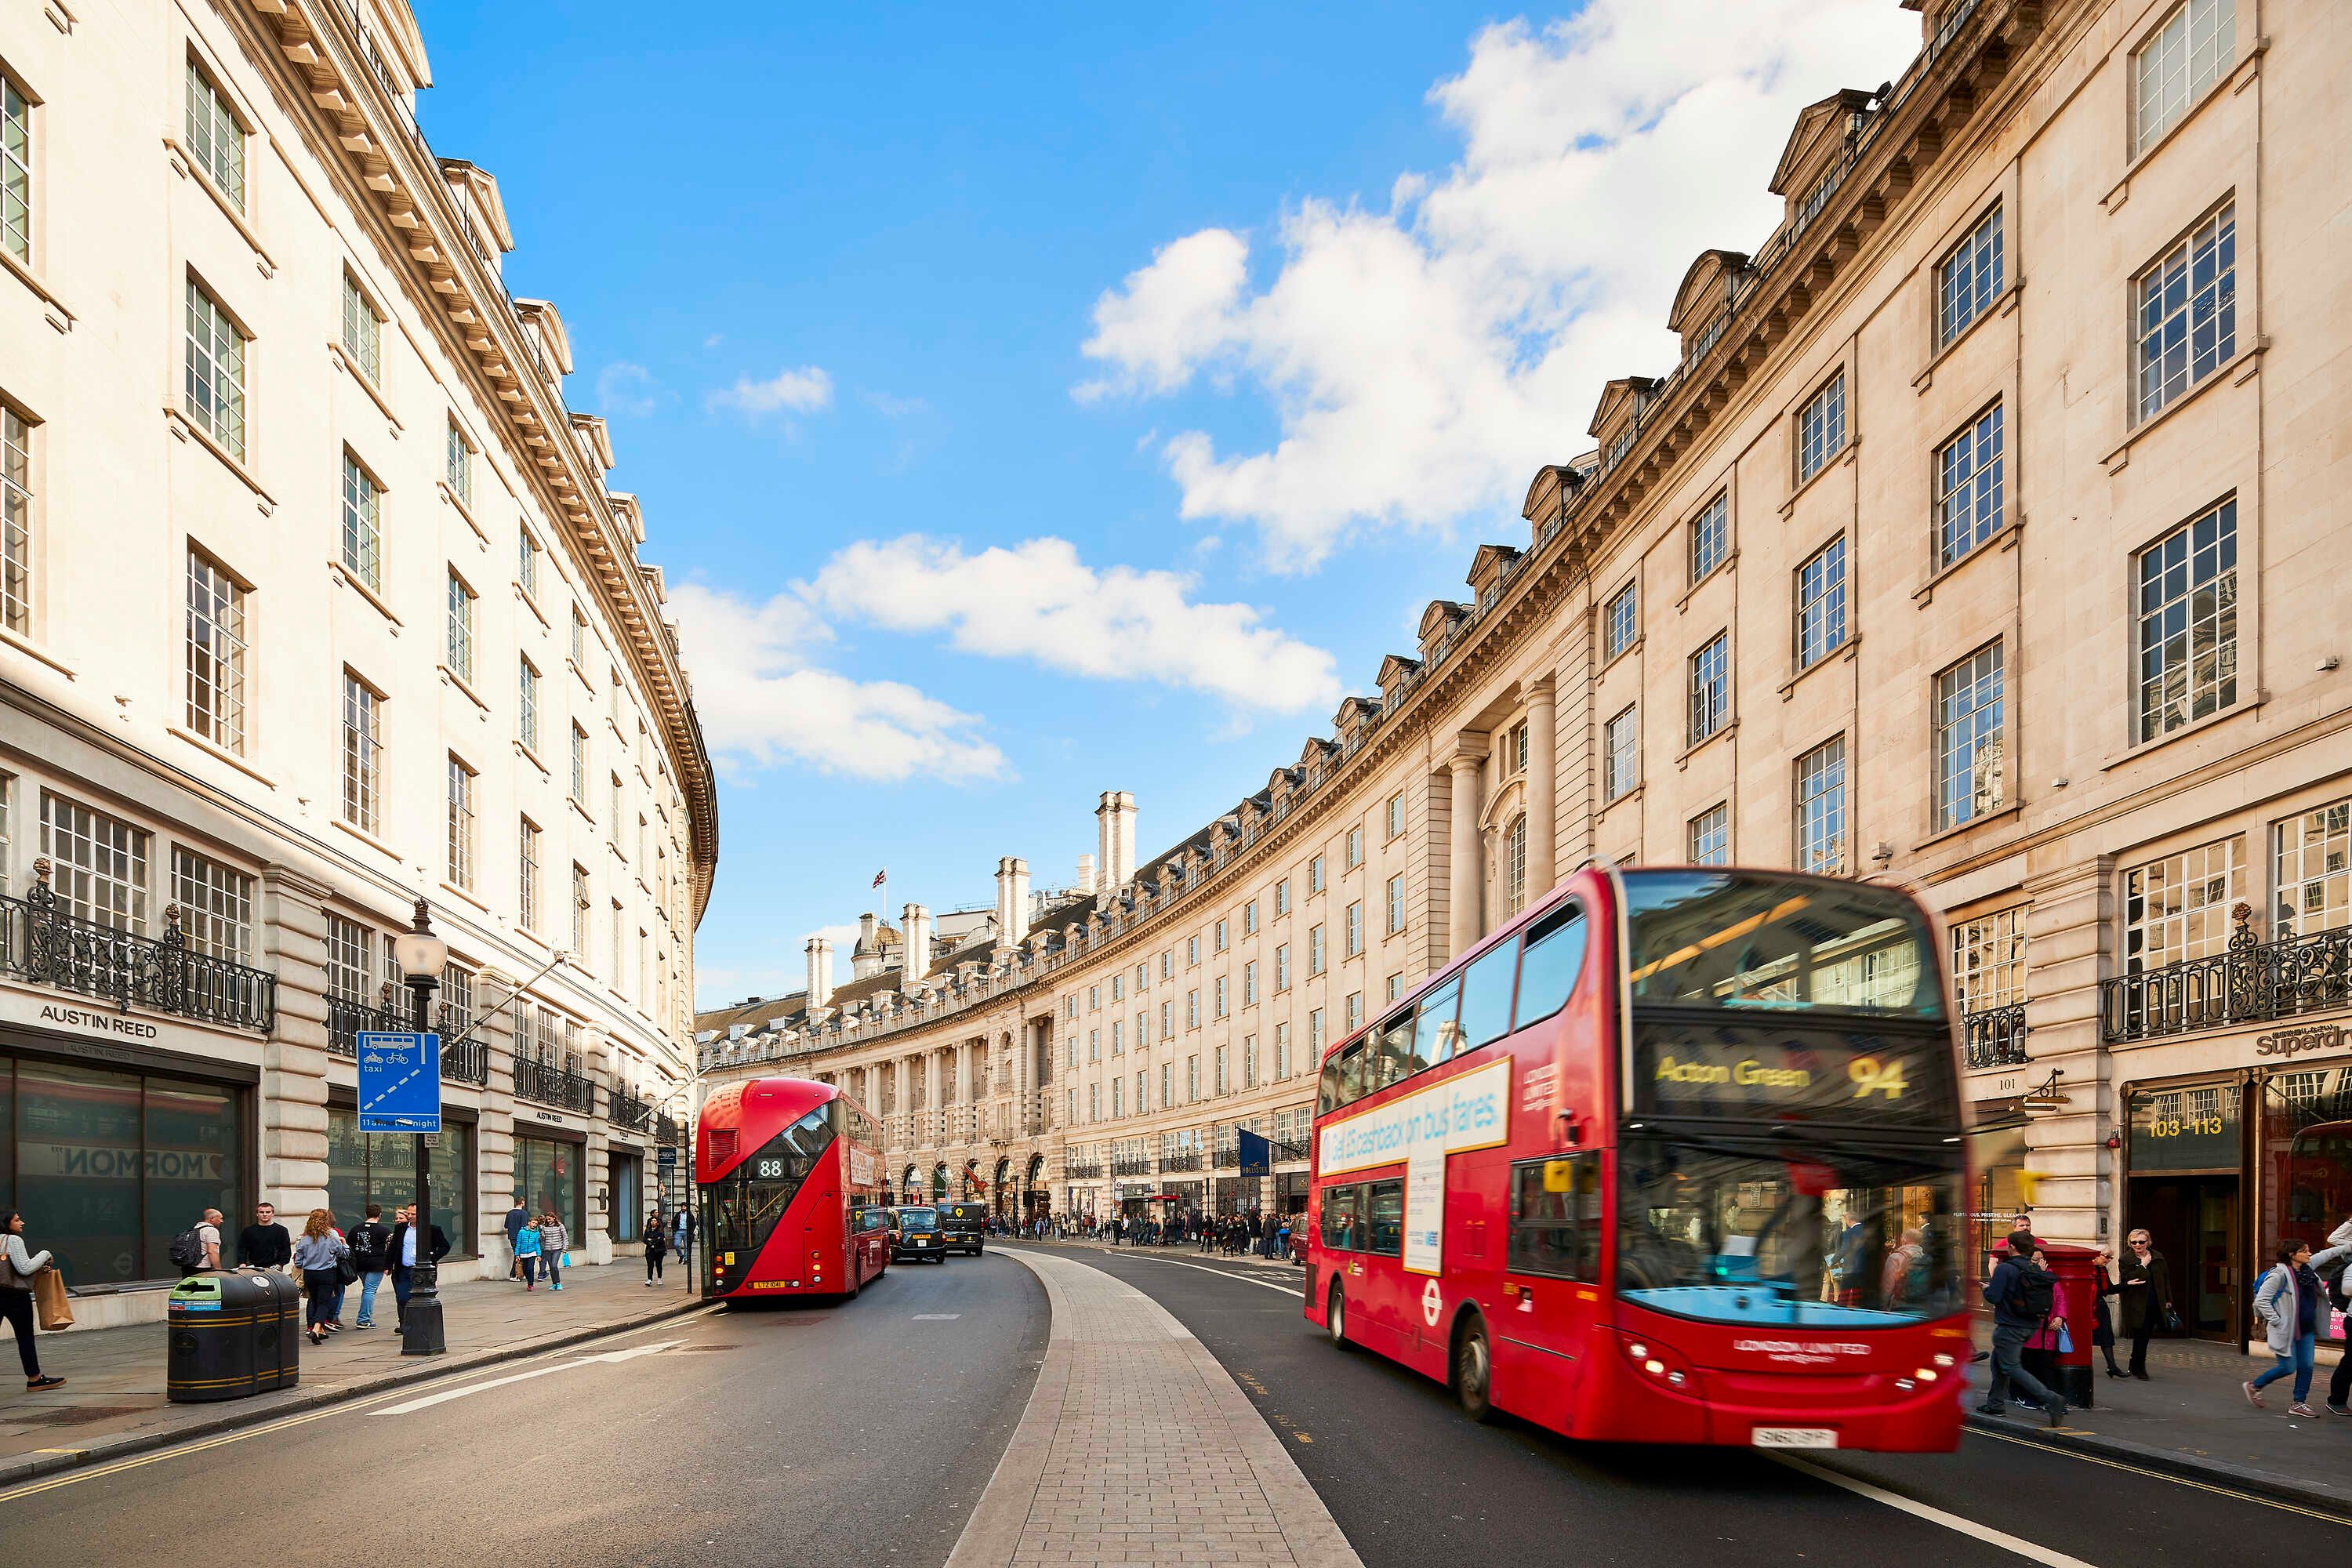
[516,531,543,608]
[1215,1046,1228,1095]
[2136,497,2238,742]
[1688,804,1730,867]
[570,723,589,802]
[1309,855,1326,895]
[1603,581,1638,661]
[1788,539,1846,672]
[517,656,539,752]
[1160,1000,1172,1040]
[1604,705,1638,802]
[1214,918,1228,953]
[1387,973,1403,1002]
[1276,880,1291,917]
[340,452,382,592]
[569,607,587,667]
[1276,943,1291,990]
[1186,989,1200,1029]
[184,62,245,209]
[1308,923,1325,976]
[1159,1063,1171,1109]
[1112,1019,1124,1054]
[340,273,381,383]
[185,279,247,461]
[341,670,382,835]
[1087,983,1099,1012]
[1345,900,1363,957]
[518,816,541,931]
[2135,201,2237,423]
[1933,644,2005,833]
[1214,976,1228,1018]
[1386,874,1405,935]
[1346,826,1363,868]
[2132,0,2236,155]
[1088,1028,1099,1062]
[1187,935,1201,967]
[1936,404,2005,568]
[572,862,590,956]
[1186,1055,1200,1102]
[1274,1022,1290,1080]
[441,964,475,1037]
[42,792,148,932]
[1689,492,1728,585]
[325,912,373,1000]
[1794,738,1847,877]
[2,74,29,263]
[445,569,476,683]
[170,847,252,961]
[1346,992,1363,1033]
[1386,793,1404,839]
[1936,205,2004,347]
[446,755,477,890]
[1950,907,2027,1014]
[2272,799,2350,940]
[1243,900,1258,937]
[610,898,624,986]
[1309,1008,1326,1055]
[1243,1036,1257,1089]
[184,546,248,753]
[1795,372,1846,485]
[2124,838,2242,970]
[2,404,29,636]
[1504,815,1527,916]
[1689,633,1730,746]
[1243,960,1258,1006]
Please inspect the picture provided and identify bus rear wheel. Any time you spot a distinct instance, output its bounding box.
[1452,1315,1495,1423]
[1326,1281,1350,1349]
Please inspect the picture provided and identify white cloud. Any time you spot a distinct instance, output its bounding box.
[707,365,836,418]
[1076,0,1918,571]
[864,390,927,419]
[596,361,661,417]
[806,535,1341,716]
[666,582,1004,782]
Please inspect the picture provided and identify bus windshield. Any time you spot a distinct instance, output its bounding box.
[1616,1134,1965,1327]
[705,1102,835,1264]
[1621,871,1942,1017]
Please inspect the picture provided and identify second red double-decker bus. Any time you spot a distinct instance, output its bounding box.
[1305,866,1969,1452]
[699,1076,891,1301]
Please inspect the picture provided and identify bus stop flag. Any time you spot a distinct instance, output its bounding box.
[1237,1128,1272,1178]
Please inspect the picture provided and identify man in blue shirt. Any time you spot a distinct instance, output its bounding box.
[1980,1230,2068,1425]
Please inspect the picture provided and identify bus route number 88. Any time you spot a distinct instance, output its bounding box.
[754,1156,786,1178]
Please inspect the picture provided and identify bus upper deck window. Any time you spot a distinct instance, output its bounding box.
[1370,1015,1414,1090]
[1338,1042,1367,1105]
[1513,905,1588,1030]
[1412,978,1461,1069]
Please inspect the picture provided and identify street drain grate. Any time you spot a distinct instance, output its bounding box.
[13,1405,157,1426]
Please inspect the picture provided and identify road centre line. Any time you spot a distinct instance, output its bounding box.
[1772,1454,2099,1566]
[368,1339,684,1415]
[1013,1245,1306,1299]
[0,1305,724,1504]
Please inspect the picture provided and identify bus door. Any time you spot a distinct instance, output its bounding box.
[1498,1153,1603,1426]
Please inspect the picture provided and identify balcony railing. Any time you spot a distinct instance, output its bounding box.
[609,1089,653,1134]
[442,1033,491,1087]
[514,1056,597,1113]
[1963,1004,2030,1069]
[1162,1152,1202,1173]
[654,1113,684,1147]
[1065,1160,1104,1180]
[2,877,276,1033]
[1111,1156,1151,1178]
[2101,908,2352,1044]
[326,993,408,1058]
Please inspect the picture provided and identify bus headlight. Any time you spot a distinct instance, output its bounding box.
[1618,1333,1698,1392]
[1933,1353,1956,1368]
[1914,1367,1940,1382]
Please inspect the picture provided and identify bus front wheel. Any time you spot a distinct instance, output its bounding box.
[1452,1313,1495,1423]
[1326,1281,1350,1350]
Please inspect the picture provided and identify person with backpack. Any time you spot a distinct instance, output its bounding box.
[538,1210,568,1292]
[514,1210,544,1290]
[2249,1233,2352,1416]
[3,1210,65,1392]
[345,1203,390,1328]
[169,1208,223,1276]
[1978,1230,2069,1425]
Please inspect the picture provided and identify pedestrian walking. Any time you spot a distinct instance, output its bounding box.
[237,1201,292,1274]
[514,1211,543,1290]
[504,1195,529,1283]
[386,1204,451,1333]
[3,1210,66,1391]
[539,1211,568,1291]
[2117,1228,2176,1380]
[644,1211,670,1285]
[1978,1232,2069,1426]
[292,1209,349,1347]
[347,1203,390,1329]
[2248,1235,2348,1416]
[673,1205,695,1272]
[2088,1247,2125,1378]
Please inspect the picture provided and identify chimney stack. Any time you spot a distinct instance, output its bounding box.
[1096,790,1137,892]
[901,902,931,993]
[1076,853,1096,895]
[804,934,832,1011]
[1010,858,1029,942]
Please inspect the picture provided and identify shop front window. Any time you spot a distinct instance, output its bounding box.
[2265,1068,2352,1344]
[327,1108,474,1257]
[514,1134,585,1239]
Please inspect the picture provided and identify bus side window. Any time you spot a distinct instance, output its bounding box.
[1365,1180,1403,1257]
[1370,1014,1414,1090]
[1512,905,1588,1031]
[1321,1185,1362,1251]
[1318,1055,1345,1116]
[1506,1156,1593,1280]
[1456,940,1517,1054]
[1411,978,1461,1070]
[1338,1042,1367,1105]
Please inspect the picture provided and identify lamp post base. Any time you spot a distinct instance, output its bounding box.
[401,1261,447,1356]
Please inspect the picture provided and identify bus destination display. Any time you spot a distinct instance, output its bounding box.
[1631,1022,1954,1126]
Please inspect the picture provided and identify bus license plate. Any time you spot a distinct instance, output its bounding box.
[1751,1427,1838,1450]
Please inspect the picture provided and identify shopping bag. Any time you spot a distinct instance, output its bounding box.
[2055,1326,2074,1355]
[560,1251,572,1269]
[31,1268,74,1331]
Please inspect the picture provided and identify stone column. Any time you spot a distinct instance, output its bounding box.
[582,1026,615,1265]
[258,866,333,1213]
[1446,739,1489,960]
[1525,674,1559,898]
[477,964,522,1279]
[2021,851,2118,1248]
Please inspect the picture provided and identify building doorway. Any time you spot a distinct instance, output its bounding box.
[2127,1174,2241,1341]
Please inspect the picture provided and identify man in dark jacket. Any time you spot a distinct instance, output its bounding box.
[386,1204,452,1331]
[503,1196,528,1280]
[1981,1231,2068,1425]
[235,1202,292,1272]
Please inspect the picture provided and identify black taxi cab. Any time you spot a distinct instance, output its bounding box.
[889,1204,949,1262]
[937,1200,988,1255]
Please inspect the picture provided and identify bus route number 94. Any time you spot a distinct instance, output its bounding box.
[1846,1057,1907,1102]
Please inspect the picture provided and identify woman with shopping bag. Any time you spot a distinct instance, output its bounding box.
[2,1209,67,1390]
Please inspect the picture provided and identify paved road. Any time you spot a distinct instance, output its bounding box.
[1014,1243,2352,1566]
[0,1254,1045,1568]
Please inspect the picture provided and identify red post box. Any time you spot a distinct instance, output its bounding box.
[2031,1240,2100,1410]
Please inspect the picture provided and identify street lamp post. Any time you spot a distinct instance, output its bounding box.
[392,898,448,1356]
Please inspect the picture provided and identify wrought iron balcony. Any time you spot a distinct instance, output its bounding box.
[654,1112,684,1147]
[514,1055,597,1113]
[1065,1160,1105,1180]
[1962,1004,2030,1069]
[2101,906,2352,1044]
[609,1089,653,1134]
[442,1034,490,1087]
[1162,1152,1202,1173]
[1111,1155,1151,1177]
[326,993,407,1058]
[2,874,276,1033]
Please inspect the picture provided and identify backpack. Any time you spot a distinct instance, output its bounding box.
[2011,1262,2056,1321]
[168,1227,209,1273]
[2319,1254,2352,1312]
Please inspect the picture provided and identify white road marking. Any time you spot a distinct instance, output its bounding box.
[1037,1247,1305,1300]
[913,1313,962,1319]
[368,1339,684,1416]
[1772,1454,2102,1566]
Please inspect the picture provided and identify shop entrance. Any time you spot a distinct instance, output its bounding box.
[2127,1174,2241,1341]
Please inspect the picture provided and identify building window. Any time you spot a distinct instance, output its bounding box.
[340,671,382,835]
[1688,804,1730,867]
[516,531,543,608]
[2,74,29,263]
[184,61,245,209]
[1794,738,1847,877]
[1275,880,1291,918]
[1935,404,2005,568]
[2136,201,2237,423]
[1387,973,1403,1002]
[572,863,591,956]
[1309,1008,1326,1055]
[1386,874,1405,935]
[1346,992,1363,1033]
[571,723,590,803]
[519,817,542,931]
[1688,633,1730,746]
[1936,205,2005,347]
[1214,918,1229,953]
[1187,1056,1200,1102]
[1345,900,1363,957]
[1603,581,1638,661]
[1214,977,1228,1018]
[2136,497,2238,742]
[1088,1029,1100,1062]
[2,404,29,636]
[184,547,248,754]
[1309,924,1326,976]
[1309,855,1326,896]
[2133,0,2236,154]
[1243,960,1259,1006]
[1275,1022,1290,1080]
[570,607,587,667]
[1951,908,2027,1014]
[1185,935,1200,967]
[2125,838,2243,970]
[446,756,477,889]
[1243,900,1258,936]
[166,847,252,963]
[1689,492,1728,585]
[441,964,475,1038]
[1215,1046,1229,1096]
[1933,644,2005,833]
[1504,815,1527,916]
[1275,943,1291,991]
[610,775,626,853]
[325,912,372,1000]
[610,899,624,985]
[1346,826,1363,869]
[1386,793,1405,839]
[517,657,539,752]
[436,419,469,509]
[445,569,476,683]
[340,273,381,383]
[1795,372,1846,485]
[1243,1037,1258,1089]
[41,792,148,932]
[1795,537,1847,670]
[1160,1000,1171,1040]
[184,279,247,461]
[1186,989,1200,1029]
[1111,1019,1124,1054]
[2274,800,2351,939]
[340,453,382,593]
[1603,705,1638,803]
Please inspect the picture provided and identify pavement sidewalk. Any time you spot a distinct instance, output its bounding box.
[0,1260,704,1487]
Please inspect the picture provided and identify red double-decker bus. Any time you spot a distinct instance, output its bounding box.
[1305,867,1969,1452]
[699,1076,891,1301]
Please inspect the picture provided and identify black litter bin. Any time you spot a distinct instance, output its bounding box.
[167,1271,301,1402]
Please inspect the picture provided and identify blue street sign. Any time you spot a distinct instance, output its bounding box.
[358,1032,441,1133]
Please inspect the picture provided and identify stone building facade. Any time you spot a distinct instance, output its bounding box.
[0,0,714,1325]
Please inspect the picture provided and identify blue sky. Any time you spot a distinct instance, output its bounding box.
[408,1,1922,1007]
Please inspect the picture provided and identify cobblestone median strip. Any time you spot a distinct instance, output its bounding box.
[949,1247,1362,1568]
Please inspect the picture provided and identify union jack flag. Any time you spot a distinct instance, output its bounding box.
[871,869,887,888]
